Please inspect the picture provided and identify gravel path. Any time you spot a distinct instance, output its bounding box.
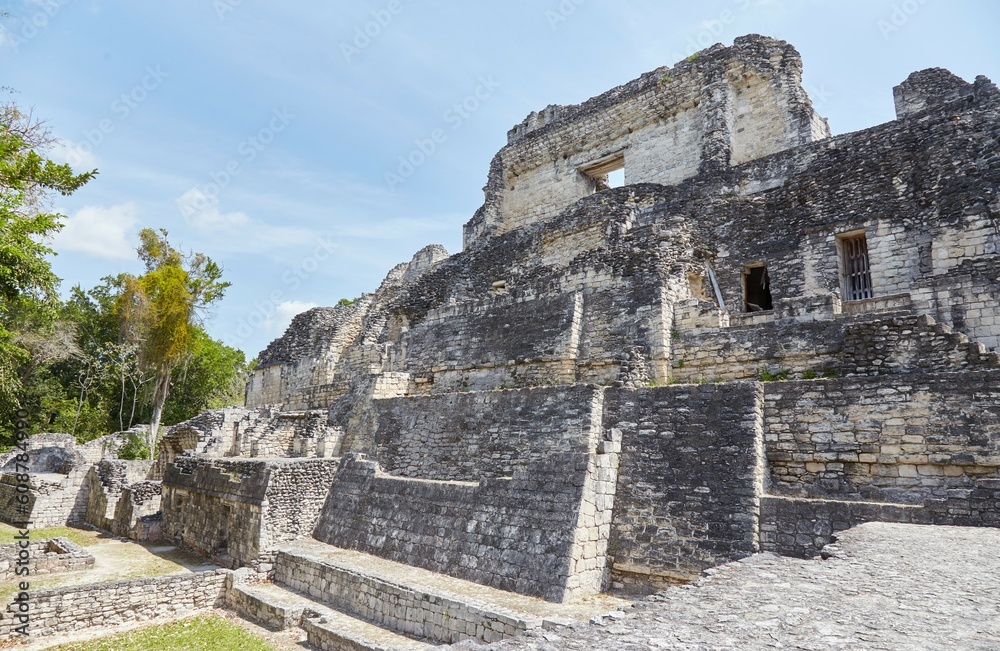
[452,523,1000,650]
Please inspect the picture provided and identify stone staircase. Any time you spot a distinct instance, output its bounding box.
[229,539,629,650]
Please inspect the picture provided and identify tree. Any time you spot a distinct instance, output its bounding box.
[119,229,230,456]
[162,327,250,424]
[0,100,95,434]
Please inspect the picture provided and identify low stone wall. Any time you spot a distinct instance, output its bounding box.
[226,583,302,631]
[162,457,340,567]
[759,495,923,558]
[275,551,535,644]
[311,451,613,603]
[760,478,1000,558]
[603,383,765,593]
[0,537,94,580]
[764,370,1000,503]
[370,385,602,481]
[0,570,227,640]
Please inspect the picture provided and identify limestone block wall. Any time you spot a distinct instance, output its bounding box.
[671,312,843,381]
[390,194,695,394]
[247,302,370,409]
[912,254,1000,352]
[113,482,162,540]
[893,67,979,119]
[399,293,579,386]
[840,313,1000,375]
[671,309,1000,383]
[759,495,923,558]
[161,457,340,567]
[245,364,282,406]
[83,460,154,530]
[0,469,89,528]
[245,245,448,411]
[0,538,94,580]
[760,479,1000,558]
[645,76,1000,359]
[368,386,602,481]
[83,462,161,539]
[154,407,263,476]
[0,571,227,639]
[603,383,765,593]
[311,451,616,603]
[271,554,538,644]
[763,370,1000,504]
[464,35,827,245]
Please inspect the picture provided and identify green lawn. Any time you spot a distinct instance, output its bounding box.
[0,523,113,547]
[45,615,277,651]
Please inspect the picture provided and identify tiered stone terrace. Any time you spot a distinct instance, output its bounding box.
[3,34,1000,649]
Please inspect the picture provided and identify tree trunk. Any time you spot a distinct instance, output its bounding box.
[148,369,171,460]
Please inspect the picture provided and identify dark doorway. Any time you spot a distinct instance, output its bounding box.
[744,266,773,312]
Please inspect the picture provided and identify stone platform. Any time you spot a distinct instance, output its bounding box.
[450,522,1000,650]
[230,539,629,649]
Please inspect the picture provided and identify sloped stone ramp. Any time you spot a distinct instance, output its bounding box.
[449,523,1000,650]
[229,539,628,650]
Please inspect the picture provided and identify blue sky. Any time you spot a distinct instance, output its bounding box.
[2,0,998,359]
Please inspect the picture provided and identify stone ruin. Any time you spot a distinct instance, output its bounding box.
[3,34,1000,648]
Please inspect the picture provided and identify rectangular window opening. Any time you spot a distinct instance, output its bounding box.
[839,232,874,301]
[744,264,773,312]
[580,152,625,192]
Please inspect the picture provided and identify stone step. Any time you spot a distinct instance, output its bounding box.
[273,540,628,646]
[230,580,432,651]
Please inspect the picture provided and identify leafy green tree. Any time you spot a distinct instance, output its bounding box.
[0,100,95,445]
[162,327,249,424]
[119,229,230,456]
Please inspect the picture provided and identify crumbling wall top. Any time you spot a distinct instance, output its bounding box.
[465,34,830,248]
[893,68,1000,119]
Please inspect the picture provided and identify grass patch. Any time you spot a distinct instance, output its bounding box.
[45,615,277,651]
[0,523,110,547]
[759,367,790,382]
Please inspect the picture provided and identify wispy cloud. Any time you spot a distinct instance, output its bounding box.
[264,299,318,334]
[176,187,318,253]
[53,203,140,260]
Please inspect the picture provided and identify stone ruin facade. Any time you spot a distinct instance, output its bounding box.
[3,34,1000,648]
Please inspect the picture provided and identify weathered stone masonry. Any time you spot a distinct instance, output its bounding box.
[5,33,1000,646]
[158,35,1000,602]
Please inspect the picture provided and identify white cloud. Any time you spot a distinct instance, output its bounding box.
[53,203,139,260]
[175,186,316,252]
[49,139,98,170]
[264,300,318,334]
